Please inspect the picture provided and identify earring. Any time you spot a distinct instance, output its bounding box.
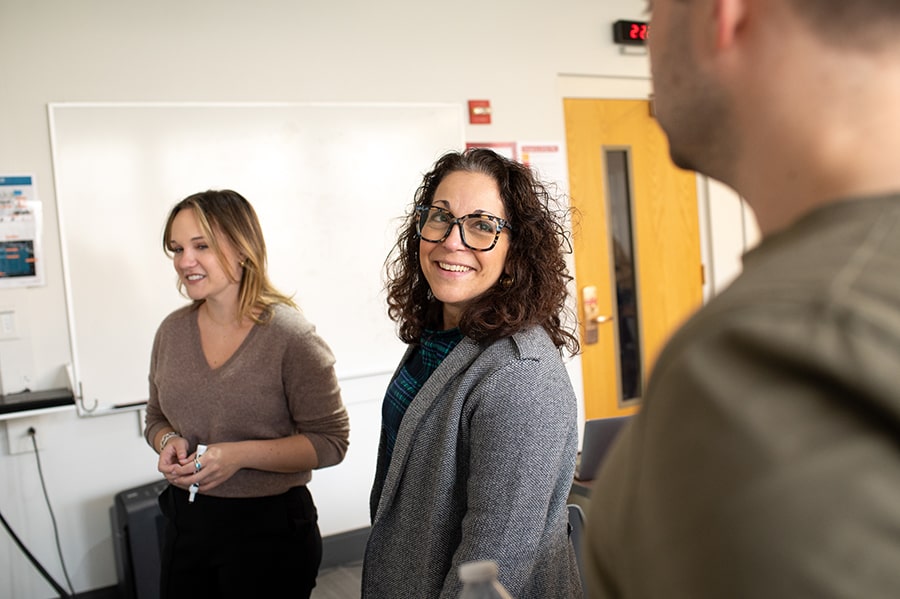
[500,274,514,288]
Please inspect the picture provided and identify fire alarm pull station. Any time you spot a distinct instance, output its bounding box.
[468,100,492,125]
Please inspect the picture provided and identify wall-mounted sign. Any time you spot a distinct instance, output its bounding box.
[0,175,44,288]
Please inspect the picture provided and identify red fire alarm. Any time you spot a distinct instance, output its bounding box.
[468,100,492,125]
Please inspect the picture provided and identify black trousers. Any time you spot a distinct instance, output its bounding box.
[158,485,322,599]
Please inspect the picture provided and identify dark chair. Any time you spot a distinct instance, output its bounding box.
[568,503,589,598]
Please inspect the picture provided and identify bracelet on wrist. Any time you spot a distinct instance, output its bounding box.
[159,431,180,453]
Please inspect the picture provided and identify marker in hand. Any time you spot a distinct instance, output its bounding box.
[188,444,208,503]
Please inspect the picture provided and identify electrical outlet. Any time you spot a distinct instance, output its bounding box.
[5,417,43,454]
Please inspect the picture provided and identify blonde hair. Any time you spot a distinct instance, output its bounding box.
[162,189,296,323]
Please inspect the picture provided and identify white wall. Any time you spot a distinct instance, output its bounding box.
[0,1,756,595]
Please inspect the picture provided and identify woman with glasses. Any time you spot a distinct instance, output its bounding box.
[362,148,583,598]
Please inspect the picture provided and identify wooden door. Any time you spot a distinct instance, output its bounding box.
[565,98,703,419]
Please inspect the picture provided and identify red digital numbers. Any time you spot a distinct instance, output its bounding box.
[630,23,649,40]
[614,20,649,46]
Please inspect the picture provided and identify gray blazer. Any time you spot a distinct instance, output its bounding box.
[362,325,583,598]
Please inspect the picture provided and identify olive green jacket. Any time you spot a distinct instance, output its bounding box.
[587,195,900,598]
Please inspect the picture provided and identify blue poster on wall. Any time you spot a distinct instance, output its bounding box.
[0,175,44,287]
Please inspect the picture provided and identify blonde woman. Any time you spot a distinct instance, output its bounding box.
[144,189,349,598]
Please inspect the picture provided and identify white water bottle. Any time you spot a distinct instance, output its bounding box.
[458,560,514,599]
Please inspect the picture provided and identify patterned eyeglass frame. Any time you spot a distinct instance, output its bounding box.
[414,205,513,252]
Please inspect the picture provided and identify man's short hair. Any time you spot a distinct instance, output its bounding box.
[788,0,900,49]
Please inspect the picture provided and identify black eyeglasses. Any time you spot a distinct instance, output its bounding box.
[415,205,512,251]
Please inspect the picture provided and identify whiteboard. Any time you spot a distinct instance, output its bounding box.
[49,103,464,413]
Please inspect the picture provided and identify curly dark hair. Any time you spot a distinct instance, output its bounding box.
[384,148,580,355]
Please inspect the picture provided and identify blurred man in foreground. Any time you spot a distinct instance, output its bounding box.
[585,0,900,596]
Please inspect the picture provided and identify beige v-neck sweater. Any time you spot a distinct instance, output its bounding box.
[144,303,349,498]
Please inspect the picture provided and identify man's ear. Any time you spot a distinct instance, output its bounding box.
[713,0,748,50]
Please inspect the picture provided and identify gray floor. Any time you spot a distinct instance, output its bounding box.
[312,560,363,599]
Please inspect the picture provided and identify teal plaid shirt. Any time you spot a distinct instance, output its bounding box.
[381,328,463,460]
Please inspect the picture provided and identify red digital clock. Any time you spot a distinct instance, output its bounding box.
[613,20,649,46]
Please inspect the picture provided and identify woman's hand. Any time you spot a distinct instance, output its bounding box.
[157,436,190,489]
[162,436,317,494]
[170,442,241,494]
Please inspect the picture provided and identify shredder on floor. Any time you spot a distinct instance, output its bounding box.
[110,479,168,599]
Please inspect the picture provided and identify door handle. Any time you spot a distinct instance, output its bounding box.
[582,285,612,345]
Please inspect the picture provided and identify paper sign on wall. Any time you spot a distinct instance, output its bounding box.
[0,175,44,288]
